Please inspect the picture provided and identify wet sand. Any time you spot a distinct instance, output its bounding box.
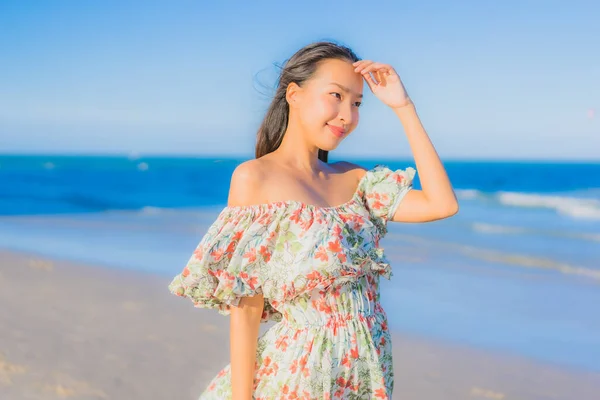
[1,249,599,399]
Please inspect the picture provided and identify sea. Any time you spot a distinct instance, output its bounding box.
[1,155,599,372]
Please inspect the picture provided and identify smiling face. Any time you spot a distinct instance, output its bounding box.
[286,58,364,151]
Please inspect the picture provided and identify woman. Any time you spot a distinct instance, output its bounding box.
[169,41,458,399]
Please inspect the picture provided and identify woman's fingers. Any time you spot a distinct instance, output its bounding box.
[354,60,394,74]
[353,60,374,73]
[363,70,379,90]
[353,60,399,90]
[361,62,392,75]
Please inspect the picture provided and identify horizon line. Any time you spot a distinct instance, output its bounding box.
[0,152,598,164]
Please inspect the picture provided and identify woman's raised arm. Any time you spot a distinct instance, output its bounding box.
[353,60,459,223]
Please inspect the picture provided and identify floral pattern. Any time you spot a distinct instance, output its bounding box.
[169,165,415,399]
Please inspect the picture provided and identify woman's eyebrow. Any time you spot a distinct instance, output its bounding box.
[330,82,363,98]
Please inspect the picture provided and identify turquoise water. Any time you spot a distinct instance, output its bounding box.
[1,155,599,371]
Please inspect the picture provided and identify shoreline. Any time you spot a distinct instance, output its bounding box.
[1,249,599,399]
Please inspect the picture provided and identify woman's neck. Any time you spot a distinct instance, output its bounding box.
[274,127,322,173]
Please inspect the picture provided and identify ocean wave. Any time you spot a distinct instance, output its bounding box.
[471,223,528,235]
[575,233,600,242]
[138,206,166,215]
[496,192,600,220]
[471,223,600,243]
[389,234,600,282]
[460,246,600,281]
[455,189,482,200]
[134,205,222,217]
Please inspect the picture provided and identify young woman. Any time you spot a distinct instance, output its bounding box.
[169,41,458,399]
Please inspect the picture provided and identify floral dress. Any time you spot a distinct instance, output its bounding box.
[169,165,415,400]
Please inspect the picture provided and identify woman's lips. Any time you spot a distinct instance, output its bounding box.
[327,124,346,138]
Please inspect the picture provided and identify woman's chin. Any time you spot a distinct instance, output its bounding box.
[317,140,342,152]
[317,132,348,151]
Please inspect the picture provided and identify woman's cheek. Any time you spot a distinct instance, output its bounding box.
[352,109,360,128]
[316,96,336,117]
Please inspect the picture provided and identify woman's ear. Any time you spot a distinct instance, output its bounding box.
[285,82,302,108]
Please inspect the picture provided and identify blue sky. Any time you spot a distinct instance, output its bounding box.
[0,0,598,160]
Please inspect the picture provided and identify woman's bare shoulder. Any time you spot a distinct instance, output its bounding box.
[329,161,368,182]
[227,159,269,207]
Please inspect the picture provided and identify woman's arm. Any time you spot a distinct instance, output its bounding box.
[353,60,458,223]
[227,160,266,399]
[230,295,264,400]
[390,103,459,223]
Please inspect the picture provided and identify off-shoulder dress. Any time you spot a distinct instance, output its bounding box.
[169,165,415,399]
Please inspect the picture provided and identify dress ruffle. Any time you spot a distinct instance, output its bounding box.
[168,165,415,323]
[168,205,284,322]
[359,164,416,235]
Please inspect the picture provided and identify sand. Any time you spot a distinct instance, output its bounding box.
[1,249,599,400]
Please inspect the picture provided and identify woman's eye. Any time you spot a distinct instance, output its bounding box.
[330,92,360,107]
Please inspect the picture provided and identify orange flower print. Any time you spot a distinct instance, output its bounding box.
[275,335,289,351]
[238,271,258,289]
[289,359,298,374]
[225,241,237,258]
[306,270,322,281]
[209,248,224,260]
[243,247,257,263]
[315,246,329,261]
[332,224,342,238]
[232,230,244,241]
[371,199,385,210]
[303,339,314,353]
[328,240,341,253]
[318,301,332,314]
[290,208,303,223]
[341,354,351,368]
[258,245,271,262]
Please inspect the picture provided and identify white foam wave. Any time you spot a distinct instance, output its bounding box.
[471,222,600,243]
[574,233,600,242]
[390,233,600,282]
[139,206,164,215]
[497,192,600,220]
[455,189,481,200]
[472,223,528,235]
[135,205,221,217]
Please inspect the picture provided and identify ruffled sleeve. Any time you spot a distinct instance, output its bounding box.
[168,206,281,322]
[360,165,416,233]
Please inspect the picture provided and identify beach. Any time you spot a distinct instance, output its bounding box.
[1,155,599,399]
[2,249,599,400]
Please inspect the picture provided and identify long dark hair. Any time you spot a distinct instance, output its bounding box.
[255,41,360,163]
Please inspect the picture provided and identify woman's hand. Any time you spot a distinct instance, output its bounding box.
[353,60,412,109]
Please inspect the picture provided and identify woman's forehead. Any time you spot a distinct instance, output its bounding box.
[311,59,363,93]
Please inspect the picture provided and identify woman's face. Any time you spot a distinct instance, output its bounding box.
[288,58,364,151]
